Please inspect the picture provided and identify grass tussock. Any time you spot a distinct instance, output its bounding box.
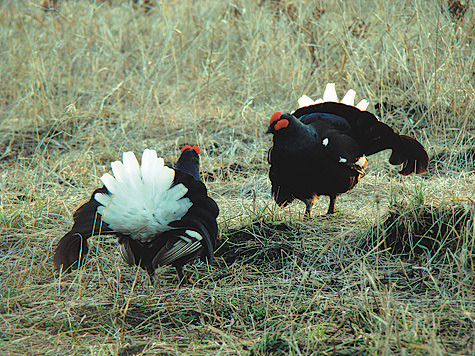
[382,199,474,259]
[1,0,475,355]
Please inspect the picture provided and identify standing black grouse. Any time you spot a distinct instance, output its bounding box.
[53,145,219,283]
[267,83,429,216]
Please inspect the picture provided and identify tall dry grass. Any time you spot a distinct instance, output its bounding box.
[1,0,474,355]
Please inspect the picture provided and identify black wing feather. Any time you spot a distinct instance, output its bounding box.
[53,187,114,271]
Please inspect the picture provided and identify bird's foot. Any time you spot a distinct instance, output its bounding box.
[175,266,195,287]
[350,164,366,177]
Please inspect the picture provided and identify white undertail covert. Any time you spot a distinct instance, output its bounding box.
[94,149,192,242]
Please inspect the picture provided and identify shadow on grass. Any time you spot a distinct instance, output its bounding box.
[215,221,300,271]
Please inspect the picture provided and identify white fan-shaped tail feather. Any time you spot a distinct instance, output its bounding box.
[94,150,193,242]
[141,149,161,185]
[297,83,370,111]
[298,95,315,108]
[111,152,139,182]
[341,89,356,106]
[356,99,369,111]
[322,83,338,102]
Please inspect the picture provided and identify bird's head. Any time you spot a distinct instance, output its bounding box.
[179,145,201,167]
[181,145,201,155]
[267,112,294,134]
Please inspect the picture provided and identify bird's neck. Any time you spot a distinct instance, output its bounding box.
[274,118,317,151]
[175,155,200,180]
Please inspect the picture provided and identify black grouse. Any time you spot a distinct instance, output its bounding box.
[267,83,429,216]
[53,145,219,283]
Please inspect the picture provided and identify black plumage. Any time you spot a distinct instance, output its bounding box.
[267,89,429,216]
[53,145,219,283]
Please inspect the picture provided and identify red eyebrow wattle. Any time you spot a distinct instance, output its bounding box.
[269,112,282,125]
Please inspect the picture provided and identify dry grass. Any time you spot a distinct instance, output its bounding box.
[1,0,475,354]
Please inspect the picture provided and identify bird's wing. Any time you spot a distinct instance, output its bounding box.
[53,187,115,271]
[293,102,428,174]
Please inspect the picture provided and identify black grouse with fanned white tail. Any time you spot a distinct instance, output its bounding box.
[53,145,219,283]
[267,83,429,216]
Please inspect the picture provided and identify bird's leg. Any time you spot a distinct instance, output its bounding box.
[327,195,337,214]
[119,238,135,266]
[304,198,315,217]
[175,265,189,286]
[146,266,155,286]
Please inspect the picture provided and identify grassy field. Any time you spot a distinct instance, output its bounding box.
[1,0,475,354]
